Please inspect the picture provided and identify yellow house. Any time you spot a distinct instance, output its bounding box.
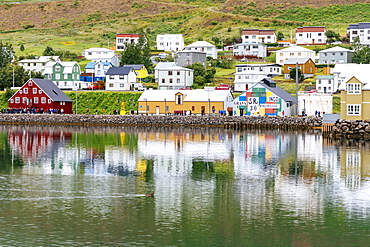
[339,76,370,120]
[123,64,148,82]
[137,88,234,115]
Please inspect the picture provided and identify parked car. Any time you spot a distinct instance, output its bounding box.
[137,86,147,91]
[86,85,98,90]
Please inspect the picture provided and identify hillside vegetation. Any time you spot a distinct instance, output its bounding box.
[0,0,370,57]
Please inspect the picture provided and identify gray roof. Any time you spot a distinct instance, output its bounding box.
[33,78,72,102]
[123,64,145,70]
[284,57,312,64]
[106,67,133,75]
[347,22,370,30]
[256,78,297,104]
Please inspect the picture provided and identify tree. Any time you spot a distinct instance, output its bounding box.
[20,44,25,51]
[0,42,14,68]
[352,37,370,64]
[120,33,152,72]
[186,63,216,86]
[277,31,284,41]
[325,30,340,44]
[289,67,304,82]
[43,46,55,56]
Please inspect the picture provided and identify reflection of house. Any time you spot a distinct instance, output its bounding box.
[137,88,234,115]
[276,46,316,65]
[241,29,276,44]
[116,33,140,51]
[105,67,137,91]
[18,56,60,74]
[233,78,297,116]
[122,64,148,82]
[318,46,353,64]
[316,75,336,93]
[338,75,370,120]
[234,63,282,92]
[8,78,73,113]
[283,58,316,79]
[156,34,184,52]
[156,66,194,90]
[295,26,327,45]
[184,41,217,59]
[176,51,207,67]
[232,43,267,58]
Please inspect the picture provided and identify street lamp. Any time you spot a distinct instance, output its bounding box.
[208,98,210,116]
[164,98,167,115]
[117,99,120,115]
[75,88,78,114]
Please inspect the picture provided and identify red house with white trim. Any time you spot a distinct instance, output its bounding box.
[8,78,73,114]
[116,33,140,51]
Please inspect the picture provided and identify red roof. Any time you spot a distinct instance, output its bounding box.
[296,26,326,33]
[242,29,275,35]
[116,33,140,38]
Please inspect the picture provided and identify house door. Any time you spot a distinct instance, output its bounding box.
[156,106,160,115]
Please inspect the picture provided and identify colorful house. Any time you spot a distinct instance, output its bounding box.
[44,61,87,90]
[137,88,234,115]
[8,78,73,114]
[122,64,148,82]
[339,75,370,120]
[283,58,316,79]
[81,61,113,82]
[233,78,297,116]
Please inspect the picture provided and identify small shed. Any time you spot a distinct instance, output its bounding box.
[8,78,73,114]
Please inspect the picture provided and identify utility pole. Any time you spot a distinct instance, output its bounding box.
[296,62,299,115]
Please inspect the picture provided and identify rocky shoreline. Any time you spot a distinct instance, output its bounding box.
[330,119,370,139]
[0,114,322,130]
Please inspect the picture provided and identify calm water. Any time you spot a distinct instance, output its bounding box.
[0,125,370,246]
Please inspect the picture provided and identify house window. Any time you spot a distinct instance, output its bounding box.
[170,79,173,83]
[244,35,249,39]
[41,97,46,103]
[34,97,38,104]
[55,66,61,72]
[24,88,28,94]
[328,80,332,84]
[252,35,256,39]
[33,88,37,94]
[318,80,321,84]
[177,79,180,83]
[119,75,124,79]
[353,31,358,35]
[15,97,20,103]
[28,81,32,86]
[23,97,27,103]
[347,104,360,115]
[110,75,114,79]
[56,74,60,80]
[347,83,361,94]
[10,99,13,104]
[176,95,183,105]
[168,71,173,75]
[109,83,113,87]
[177,71,180,75]
[48,99,52,104]
[120,84,124,87]
[318,33,322,36]
[64,74,68,79]
[162,78,165,83]
[267,36,271,39]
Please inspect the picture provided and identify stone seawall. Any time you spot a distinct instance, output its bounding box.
[0,114,322,130]
[331,119,370,139]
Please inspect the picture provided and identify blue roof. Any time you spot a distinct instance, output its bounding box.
[85,62,97,69]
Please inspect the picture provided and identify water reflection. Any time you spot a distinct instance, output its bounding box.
[1,125,370,246]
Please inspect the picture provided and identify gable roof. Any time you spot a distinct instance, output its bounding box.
[123,64,145,70]
[319,46,353,53]
[186,41,215,48]
[44,61,79,74]
[252,78,297,104]
[284,57,313,65]
[154,62,176,70]
[347,22,370,30]
[278,46,315,53]
[242,29,275,35]
[9,78,72,102]
[106,67,134,75]
[138,89,232,102]
[156,65,193,71]
[296,26,326,33]
[333,64,370,78]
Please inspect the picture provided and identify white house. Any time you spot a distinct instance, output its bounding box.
[154,62,176,81]
[295,26,327,45]
[82,47,120,67]
[298,92,333,116]
[233,43,267,58]
[233,64,282,92]
[156,66,194,90]
[332,64,370,92]
[156,34,184,52]
[105,67,137,91]
[18,56,60,74]
[276,46,316,65]
[184,41,217,59]
[347,22,370,45]
[315,75,336,94]
[318,46,354,64]
[241,29,276,44]
[116,33,140,51]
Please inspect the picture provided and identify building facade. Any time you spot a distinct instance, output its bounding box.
[44,61,87,90]
[241,29,277,43]
[18,56,60,74]
[105,67,137,90]
[157,66,194,90]
[82,47,119,67]
[295,26,327,45]
[233,43,267,58]
[81,61,113,82]
[8,78,73,113]
[283,58,316,78]
[156,34,184,52]
[116,34,140,51]
[347,22,370,45]
[316,75,336,93]
[276,46,316,65]
[122,64,148,82]
[318,46,353,64]
[184,41,217,59]
[176,51,207,67]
